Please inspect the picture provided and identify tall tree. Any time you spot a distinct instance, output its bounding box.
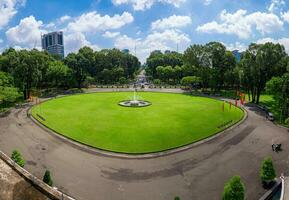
[240,42,287,104]
[65,53,87,88]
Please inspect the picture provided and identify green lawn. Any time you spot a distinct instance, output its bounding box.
[31,92,244,154]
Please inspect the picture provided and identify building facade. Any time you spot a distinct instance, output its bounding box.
[41,31,64,59]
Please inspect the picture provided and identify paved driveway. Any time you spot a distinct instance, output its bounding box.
[0,96,288,200]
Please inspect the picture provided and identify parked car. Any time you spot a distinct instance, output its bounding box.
[267,112,274,121]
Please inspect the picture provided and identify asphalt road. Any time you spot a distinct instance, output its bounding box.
[0,94,289,200]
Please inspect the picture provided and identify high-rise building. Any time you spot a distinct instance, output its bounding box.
[41,31,64,59]
[232,50,242,63]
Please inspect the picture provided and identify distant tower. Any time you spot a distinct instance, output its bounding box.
[41,31,64,59]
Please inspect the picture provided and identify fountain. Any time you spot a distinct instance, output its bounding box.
[118,88,151,107]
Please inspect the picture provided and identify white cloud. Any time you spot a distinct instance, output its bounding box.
[197,9,283,39]
[256,37,289,52]
[65,32,99,54]
[112,0,186,11]
[0,39,3,43]
[66,11,133,34]
[204,0,213,6]
[59,15,71,23]
[281,11,289,23]
[151,15,192,30]
[5,15,45,49]
[115,29,191,62]
[268,0,285,13]
[0,0,26,29]
[102,31,120,38]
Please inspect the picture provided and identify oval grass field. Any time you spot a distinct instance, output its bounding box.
[31,92,244,154]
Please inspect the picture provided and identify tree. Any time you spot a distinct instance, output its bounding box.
[0,86,21,104]
[181,76,201,91]
[205,42,232,91]
[119,77,127,84]
[0,72,13,86]
[46,61,70,87]
[43,170,53,186]
[65,53,87,88]
[11,150,25,167]
[146,50,182,78]
[78,47,96,76]
[285,117,289,126]
[240,43,287,104]
[222,176,245,200]
[266,73,289,122]
[260,157,276,186]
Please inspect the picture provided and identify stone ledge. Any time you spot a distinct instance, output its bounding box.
[0,150,75,200]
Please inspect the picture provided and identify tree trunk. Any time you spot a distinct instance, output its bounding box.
[256,86,262,104]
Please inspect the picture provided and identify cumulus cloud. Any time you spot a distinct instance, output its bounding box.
[5,15,44,49]
[256,37,289,52]
[268,0,285,13]
[102,31,120,38]
[0,0,26,29]
[204,0,213,6]
[115,29,191,62]
[66,11,133,33]
[281,11,289,23]
[64,32,99,53]
[59,15,71,23]
[197,9,283,39]
[112,0,186,11]
[151,15,192,30]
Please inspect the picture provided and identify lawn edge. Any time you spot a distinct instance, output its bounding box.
[28,91,247,159]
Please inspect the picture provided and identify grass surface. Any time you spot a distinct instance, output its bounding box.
[32,92,244,153]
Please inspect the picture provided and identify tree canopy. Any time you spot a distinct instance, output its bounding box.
[222,176,245,200]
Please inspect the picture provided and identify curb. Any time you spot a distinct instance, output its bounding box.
[28,91,248,159]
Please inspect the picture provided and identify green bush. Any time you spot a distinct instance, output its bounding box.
[260,157,276,184]
[153,79,161,85]
[285,117,289,126]
[43,170,53,186]
[11,150,25,167]
[119,77,127,84]
[174,197,180,200]
[222,176,245,200]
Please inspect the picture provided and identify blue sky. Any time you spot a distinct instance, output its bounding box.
[1,0,289,62]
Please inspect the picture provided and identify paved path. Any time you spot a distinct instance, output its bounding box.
[0,93,289,200]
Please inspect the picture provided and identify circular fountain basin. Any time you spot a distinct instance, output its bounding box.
[118,100,151,107]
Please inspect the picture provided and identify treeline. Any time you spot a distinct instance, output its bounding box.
[146,42,288,105]
[146,43,238,91]
[0,47,140,103]
[145,41,289,122]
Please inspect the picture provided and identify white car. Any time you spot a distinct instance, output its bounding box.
[267,112,274,121]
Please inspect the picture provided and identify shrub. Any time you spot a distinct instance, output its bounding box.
[222,176,245,200]
[174,197,180,200]
[285,117,289,126]
[11,150,25,167]
[119,77,127,84]
[43,170,53,186]
[153,79,161,85]
[260,157,276,185]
